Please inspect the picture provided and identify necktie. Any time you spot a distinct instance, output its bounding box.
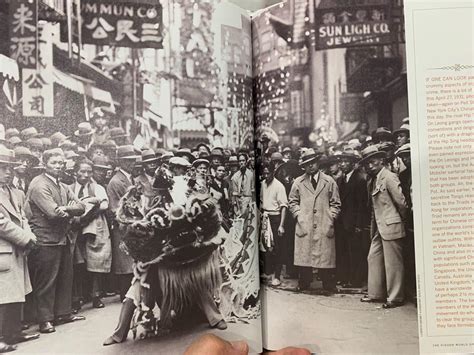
[78,184,85,199]
[240,170,245,194]
[311,176,317,190]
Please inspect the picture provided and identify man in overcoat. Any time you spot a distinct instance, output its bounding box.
[288,148,341,292]
[106,145,140,301]
[25,148,86,334]
[0,147,39,351]
[359,145,408,308]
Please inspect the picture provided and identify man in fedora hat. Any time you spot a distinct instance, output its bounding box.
[230,153,255,217]
[396,143,415,300]
[12,147,39,194]
[90,108,111,146]
[288,148,341,293]
[336,148,370,288]
[106,145,140,301]
[74,122,95,152]
[25,148,86,334]
[393,118,410,149]
[0,146,40,351]
[359,145,408,308]
[135,149,161,210]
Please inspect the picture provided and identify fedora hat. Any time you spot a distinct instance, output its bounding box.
[169,156,191,167]
[195,143,211,154]
[393,123,410,137]
[92,156,113,170]
[0,146,21,166]
[5,128,20,140]
[299,148,322,167]
[41,137,52,148]
[50,132,68,147]
[8,136,23,146]
[116,145,140,160]
[339,147,361,161]
[26,137,44,149]
[395,143,411,157]
[372,127,394,143]
[192,158,210,168]
[359,145,387,165]
[20,127,39,141]
[75,122,94,137]
[109,127,129,140]
[175,148,195,163]
[141,149,160,164]
[271,152,284,162]
[282,147,292,154]
[13,146,39,166]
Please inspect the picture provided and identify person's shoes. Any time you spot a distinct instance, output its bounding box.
[360,295,384,303]
[103,336,121,346]
[39,322,55,334]
[271,278,281,287]
[54,315,85,326]
[6,332,40,344]
[92,297,105,309]
[382,301,404,309]
[212,320,227,330]
[0,341,17,353]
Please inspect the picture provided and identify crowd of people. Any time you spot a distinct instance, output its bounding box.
[258,118,415,311]
[0,107,257,352]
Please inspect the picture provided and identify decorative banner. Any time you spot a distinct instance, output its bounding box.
[78,0,163,48]
[22,23,54,117]
[9,0,38,68]
[314,4,393,50]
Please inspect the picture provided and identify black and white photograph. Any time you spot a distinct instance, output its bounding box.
[253,0,418,353]
[0,0,263,353]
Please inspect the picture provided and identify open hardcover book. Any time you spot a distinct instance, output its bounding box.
[0,0,472,353]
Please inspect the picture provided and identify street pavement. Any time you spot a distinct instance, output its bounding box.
[262,277,419,354]
[15,296,262,355]
[15,279,419,354]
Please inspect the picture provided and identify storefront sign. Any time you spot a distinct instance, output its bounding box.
[315,4,393,50]
[22,23,54,117]
[9,0,38,68]
[79,0,163,48]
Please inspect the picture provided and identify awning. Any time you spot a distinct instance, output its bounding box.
[174,117,206,131]
[0,55,20,81]
[53,68,114,108]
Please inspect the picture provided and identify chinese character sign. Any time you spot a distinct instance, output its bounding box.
[9,0,38,68]
[315,5,394,50]
[22,23,54,117]
[77,0,163,48]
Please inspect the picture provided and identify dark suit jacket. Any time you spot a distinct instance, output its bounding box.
[339,168,370,233]
[25,174,84,246]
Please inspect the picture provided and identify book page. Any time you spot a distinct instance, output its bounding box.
[253,0,419,352]
[0,0,261,353]
[404,0,474,353]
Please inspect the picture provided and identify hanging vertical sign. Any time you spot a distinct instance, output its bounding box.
[9,0,38,68]
[22,23,54,117]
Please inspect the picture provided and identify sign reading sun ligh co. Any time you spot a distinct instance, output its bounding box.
[314,4,393,50]
[80,0,163,48]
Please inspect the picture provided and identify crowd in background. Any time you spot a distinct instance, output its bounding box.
[0,106,256,351]
[257,118,415,310]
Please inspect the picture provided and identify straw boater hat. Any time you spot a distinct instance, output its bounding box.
[169,156,191,168]
[141,149,160,164]
[298,148,323,167]
[5,128,20,140]
[116,145,140,160]
[74,122,94,137]
[339,147,361,161]
[395,143,411,157]
[372,127,394,143]
[192,158,210,169]
[359,145,387,165]
[0,146,21,166]
[13,146,39,166]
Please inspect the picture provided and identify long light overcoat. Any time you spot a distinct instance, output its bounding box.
[0,187,35,304]
[288,172,341,268]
